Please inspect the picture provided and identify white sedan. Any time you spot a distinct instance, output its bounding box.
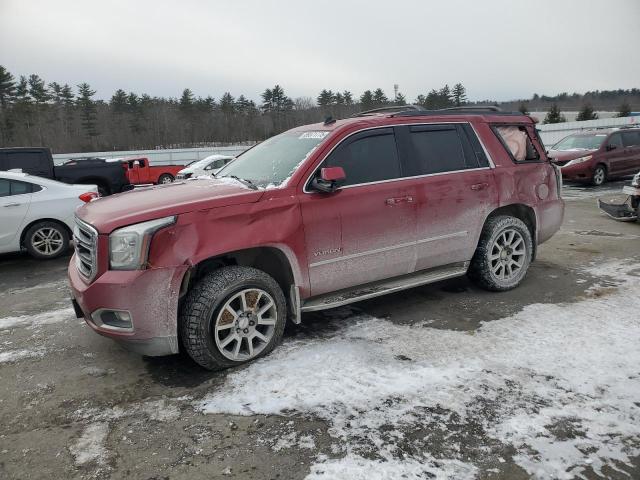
[0,171,98,259]
[176,155,234,180]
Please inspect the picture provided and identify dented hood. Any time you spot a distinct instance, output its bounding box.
[77,178,264,233]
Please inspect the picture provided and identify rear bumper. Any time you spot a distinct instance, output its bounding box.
[68,255,187,356]
[536,198,565,246]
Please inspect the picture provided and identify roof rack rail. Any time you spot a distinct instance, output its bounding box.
[437,105,502,112]
[353,104,426,117]
[392,106,523,118]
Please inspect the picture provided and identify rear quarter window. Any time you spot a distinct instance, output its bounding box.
[493,125,541,163]
[622,131,640,147]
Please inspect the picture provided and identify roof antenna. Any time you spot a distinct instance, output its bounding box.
[324,116,336,125]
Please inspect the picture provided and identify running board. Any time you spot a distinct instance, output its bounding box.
[301,262,469,312]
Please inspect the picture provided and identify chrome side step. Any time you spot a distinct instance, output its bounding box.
[300,262,469,313]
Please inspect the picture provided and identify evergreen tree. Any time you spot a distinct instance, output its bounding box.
[261,85,292,113]
[518,102,529,115]
[543,103,566,124]
[615,101,631,118]
[28,74,50,105]
[372,88,388,106]
[317,89,334,107]
[110,89,128,114]
[439,84,452,107]
[575,103,598,121]
[395,92,406,105]
[452,83,467,106]
[179,88,195,113]
[342,91,354,106]
[334,92,344,105]
[76,82,98,140]
[219,92,236,114]
[127,93,144,134]
[0,65,16,107]
[359,90,374,110]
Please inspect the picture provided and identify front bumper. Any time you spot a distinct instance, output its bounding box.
[68,255,187,356]
[559,162,594,181]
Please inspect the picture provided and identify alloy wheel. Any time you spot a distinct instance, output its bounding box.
[489,228,526,281]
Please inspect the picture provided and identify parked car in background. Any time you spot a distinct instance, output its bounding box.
[0,171,98,259]
[116,157,184,185]
[176,155,234,180]
[0,148,130,196]
[548,127,640,186]
[69,106,564,370]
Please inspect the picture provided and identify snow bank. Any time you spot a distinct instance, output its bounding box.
[199,260,640,479]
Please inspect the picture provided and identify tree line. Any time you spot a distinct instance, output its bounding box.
[0,64,637,152]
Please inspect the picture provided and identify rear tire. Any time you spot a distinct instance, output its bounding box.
[179,266,286,370]
[24,221,70,260]
[468,216,533,292]
[591,165,607,186]
[158,174,174,184]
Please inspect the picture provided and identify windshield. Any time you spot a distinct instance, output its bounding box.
[553,134,606,151]
[217,131,328,187]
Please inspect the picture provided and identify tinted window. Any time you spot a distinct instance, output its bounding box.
[6,151,46,171]
[622,131,640,147]
[324,130,401,186]
[461,124,489,167]
[0,179,9,197]
[10,180,33,195]
[608,133,624,148]
[408,126,467,174]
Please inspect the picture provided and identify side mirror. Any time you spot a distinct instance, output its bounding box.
[606,144,617,151]
[311,167,346,193]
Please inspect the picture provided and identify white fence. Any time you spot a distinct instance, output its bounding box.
[52,144,254,166]
[537,115,640,146]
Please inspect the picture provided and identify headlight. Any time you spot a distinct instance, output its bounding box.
[109,216,176,270]
[564,155,592,167]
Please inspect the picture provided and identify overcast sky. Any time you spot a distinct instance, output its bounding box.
[1,0,639,103]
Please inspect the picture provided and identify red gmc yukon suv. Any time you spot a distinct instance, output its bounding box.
[69,107,564,370]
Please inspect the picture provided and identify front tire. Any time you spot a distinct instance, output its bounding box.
[158,174,174,184]
[179,266,287,370]
[468,216,533,292]
[591,165,607,186]
[24,221,70,260]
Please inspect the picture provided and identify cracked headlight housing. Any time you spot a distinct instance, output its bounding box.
[564,155,592,167]
[109,216,176,270]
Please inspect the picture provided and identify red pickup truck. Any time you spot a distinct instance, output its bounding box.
[69,107,564,371]
[120,157,184,185]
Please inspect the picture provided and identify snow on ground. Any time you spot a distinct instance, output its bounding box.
[69,422,109,466]
[0,307,74,331]
[199,260,640,479]
[0,348,45,363]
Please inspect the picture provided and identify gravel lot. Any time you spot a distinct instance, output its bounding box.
[1,180,639,480]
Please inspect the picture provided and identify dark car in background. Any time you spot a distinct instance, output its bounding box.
[0,147,130,195]
[548,127,640,186]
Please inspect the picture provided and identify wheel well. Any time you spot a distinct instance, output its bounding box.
[186,247,295,300]
[485,204,537,259]
[20,218,71,247]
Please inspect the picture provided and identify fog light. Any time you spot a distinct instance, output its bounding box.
[91,309,133,330]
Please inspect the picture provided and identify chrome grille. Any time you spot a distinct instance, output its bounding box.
[73,217,98,281]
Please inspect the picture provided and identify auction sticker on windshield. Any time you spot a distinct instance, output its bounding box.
[299,131,329,139]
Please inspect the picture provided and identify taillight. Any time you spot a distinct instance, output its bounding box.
[79,192,99,203]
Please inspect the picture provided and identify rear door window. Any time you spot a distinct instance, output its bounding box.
[6,151,47,172]
[608,133,624,148]
[324,128,401,186]
[622,131,640,148]
[10,180,33,195]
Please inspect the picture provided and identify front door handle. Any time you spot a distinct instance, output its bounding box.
[470,183,489,191]
[3,203,21,207]
[385,196,414,206]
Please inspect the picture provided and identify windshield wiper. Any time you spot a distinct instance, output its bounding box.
[221,175,258,190]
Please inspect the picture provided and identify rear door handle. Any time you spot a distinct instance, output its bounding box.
[385,196,414,206]
[470,183,489,191]
[3,203,21,207]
